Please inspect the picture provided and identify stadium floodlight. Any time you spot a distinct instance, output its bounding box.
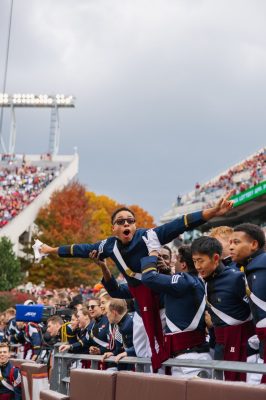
[0,93,75,155]
[0,93,75,108]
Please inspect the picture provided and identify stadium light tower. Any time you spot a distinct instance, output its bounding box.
[0,93,75,155]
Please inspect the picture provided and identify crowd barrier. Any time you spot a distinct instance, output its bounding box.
[49,346,266,396]
[41,369,266,400]
[10,349,266,399]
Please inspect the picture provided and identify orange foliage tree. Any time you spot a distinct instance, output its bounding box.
[28,182,155,288]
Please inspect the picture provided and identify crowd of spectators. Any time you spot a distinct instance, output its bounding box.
[0,155,63,227]
[177,147,266,208]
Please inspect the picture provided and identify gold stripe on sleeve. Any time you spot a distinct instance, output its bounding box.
[70,244,74,256]
[143,267,157,274]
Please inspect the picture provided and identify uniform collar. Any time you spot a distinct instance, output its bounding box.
[118,313,127,327]
[204,262,225,282]
[237,248,265,269]
[223,256,233,266]
[95,315,104,323]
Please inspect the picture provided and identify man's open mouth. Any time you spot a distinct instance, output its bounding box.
[123,229,131,237]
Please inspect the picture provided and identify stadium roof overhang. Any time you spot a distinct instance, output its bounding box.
[202,192,266,231]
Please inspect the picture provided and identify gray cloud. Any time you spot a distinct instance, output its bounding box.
[0,0,265,221]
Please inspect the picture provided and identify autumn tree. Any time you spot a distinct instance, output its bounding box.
[29,181,100,287]
[28,181,155,288]
[128,204,155,229]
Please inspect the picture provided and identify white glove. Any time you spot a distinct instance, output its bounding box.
[32,239,46,263]
[142,229,161,254]
[248,335,259,351]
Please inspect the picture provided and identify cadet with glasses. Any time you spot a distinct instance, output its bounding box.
[40,193,234,370]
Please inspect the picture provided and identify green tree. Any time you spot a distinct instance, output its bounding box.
[0,237,22,290]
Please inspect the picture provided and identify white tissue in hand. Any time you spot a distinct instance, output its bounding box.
[32,239,45,262]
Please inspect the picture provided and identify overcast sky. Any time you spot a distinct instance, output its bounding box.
[0,0,265,222]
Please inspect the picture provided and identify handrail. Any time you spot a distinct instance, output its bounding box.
[49,345,266,395]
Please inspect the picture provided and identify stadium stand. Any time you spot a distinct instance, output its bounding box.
[0,152,78,254]
[161,147,266,229]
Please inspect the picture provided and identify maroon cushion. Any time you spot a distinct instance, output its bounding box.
[70,369,117,400]
[116,372,187,400]
[187,378,266,400]
[40,389,70,400]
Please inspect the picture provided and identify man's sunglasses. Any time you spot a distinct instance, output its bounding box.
[88,305,98,310]
[113,218,136,226]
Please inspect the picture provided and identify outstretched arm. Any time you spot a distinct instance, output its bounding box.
[40,242,102,258]
[154,190,234,245]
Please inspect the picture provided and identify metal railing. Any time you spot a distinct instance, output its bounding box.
[49,345,266,395]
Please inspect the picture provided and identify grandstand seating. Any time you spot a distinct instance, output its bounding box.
[161,147,266,224]
[0,161,61,228]
[0,153,78,254]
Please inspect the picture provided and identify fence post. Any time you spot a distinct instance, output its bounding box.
[90,359,99,369]
[49,346,60,391]
[58,356,69,395]
[135,362,145,372]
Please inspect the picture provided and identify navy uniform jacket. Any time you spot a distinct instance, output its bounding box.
[239,249,266,325]
[70,323,91,354]
[141,256,206,334]
[204,263,251,327]
[0,361,22,399]
[86,315,110,354]
[58,211,205,287]
[102,275,133,299]
[71,315,110,355]
[223,256,238,270]
[24,323,42,356]
[102,275,165,315]
[114,313,135,357]
[5,318,19,344]
[15,323,42,356]
[102,275,140,315]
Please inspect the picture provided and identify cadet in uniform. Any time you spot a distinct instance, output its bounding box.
[141,230,211,377]
[0,343,21,400]
[3,310,19,345]
[230,223,266,383]
[41,193,233,370]
[60,300,110,357]
[103,298,135,370]
[191,236,254,381]
[15,321,42,361]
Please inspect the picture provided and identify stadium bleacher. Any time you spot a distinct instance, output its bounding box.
[161,147,266,228]
[0,157,62,227]
[0,153,79,254]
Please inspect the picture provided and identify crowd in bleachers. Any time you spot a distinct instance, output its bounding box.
[177,147,266,208]
[0,157,63,227]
